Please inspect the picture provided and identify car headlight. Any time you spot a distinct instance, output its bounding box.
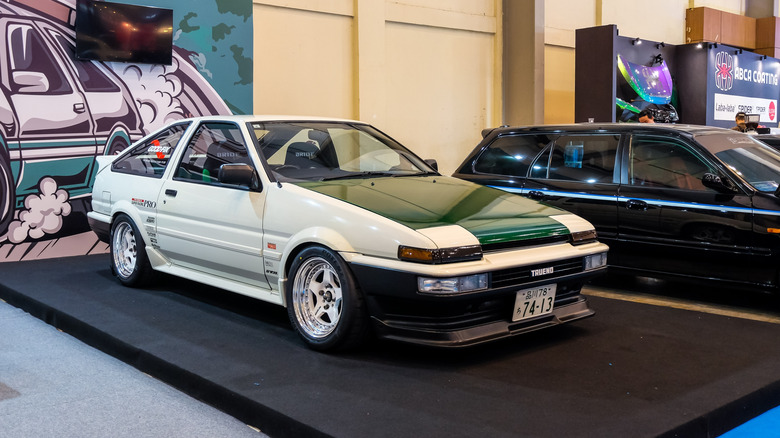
[570,229,598,245]
[398,245,482,264]
[418,274,488,294]
[584,252,607,271]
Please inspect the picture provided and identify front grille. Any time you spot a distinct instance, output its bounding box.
[491,257,583,289]
[482,235,570,253]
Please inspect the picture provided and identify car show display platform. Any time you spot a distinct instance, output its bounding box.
[1,255,779,438]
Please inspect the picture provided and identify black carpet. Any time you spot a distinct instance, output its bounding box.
[1,255,779,437]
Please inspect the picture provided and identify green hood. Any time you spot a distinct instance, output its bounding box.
[294,176,570,245]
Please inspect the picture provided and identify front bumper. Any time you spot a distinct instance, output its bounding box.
[348,260,604,347]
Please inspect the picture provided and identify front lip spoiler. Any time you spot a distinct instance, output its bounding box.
[370,296,594,348]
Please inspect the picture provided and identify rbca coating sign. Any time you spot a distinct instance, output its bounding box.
[708,48,780,127]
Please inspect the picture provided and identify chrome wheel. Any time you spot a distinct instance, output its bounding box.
[112,220,137,279]
[291,256,343,339]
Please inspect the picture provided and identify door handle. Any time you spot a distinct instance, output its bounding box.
[527,190,546,201]
[625,199,647,211]
[73,103,86,113]
[165,189,177,197]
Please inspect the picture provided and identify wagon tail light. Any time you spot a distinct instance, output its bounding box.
[397,245,483,264]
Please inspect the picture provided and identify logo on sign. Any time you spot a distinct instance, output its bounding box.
[715,51,734,92]
[771,102,777,121]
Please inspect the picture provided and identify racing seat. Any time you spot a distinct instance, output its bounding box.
[204,141,252,182]
[284,142,322,168]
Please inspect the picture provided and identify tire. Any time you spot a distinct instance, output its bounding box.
[110,214,154,287]
[286,246,370,351]
[0,152,14,236]
[107,136,129,155]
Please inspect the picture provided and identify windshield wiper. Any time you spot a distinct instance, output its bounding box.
[320,171,396,181]
[392,170,439,177]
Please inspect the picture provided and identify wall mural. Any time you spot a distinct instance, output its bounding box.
[0,0,251,261]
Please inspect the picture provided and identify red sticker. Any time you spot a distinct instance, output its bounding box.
[152,139,160,146]
[156,151,165,159]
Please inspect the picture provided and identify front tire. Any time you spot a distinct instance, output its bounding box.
[286,246,370,351]
[110,214,153,286]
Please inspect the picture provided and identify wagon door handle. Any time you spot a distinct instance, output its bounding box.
[165,189,177,197]
[527,190,547,200]
[625,199,647,211]
[73,103,86,113]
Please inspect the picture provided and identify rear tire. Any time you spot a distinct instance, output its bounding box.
[110,214,154,286]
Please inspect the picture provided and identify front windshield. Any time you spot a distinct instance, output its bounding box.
[696,133,780,192]
[247,121,435,181]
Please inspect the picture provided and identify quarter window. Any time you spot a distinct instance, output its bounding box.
[630,136,715,190]
[473,134,552,176]
[176,122,253,185]
[112,123,189,177]
[531,135,618,183]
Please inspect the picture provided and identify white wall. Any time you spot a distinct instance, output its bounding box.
[252,0,501,175]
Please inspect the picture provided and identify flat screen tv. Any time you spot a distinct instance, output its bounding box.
[75,0,173,65]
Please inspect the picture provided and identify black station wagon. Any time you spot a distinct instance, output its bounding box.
[454,123,780,292]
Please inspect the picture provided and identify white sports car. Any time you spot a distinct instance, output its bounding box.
[88,115,608,351]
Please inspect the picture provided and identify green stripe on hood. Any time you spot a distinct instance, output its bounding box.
[294,176,570,244]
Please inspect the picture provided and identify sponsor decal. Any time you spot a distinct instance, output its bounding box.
[531,267,554,277]
[131,198,157,209]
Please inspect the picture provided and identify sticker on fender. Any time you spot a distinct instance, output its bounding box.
[513,284,556,321]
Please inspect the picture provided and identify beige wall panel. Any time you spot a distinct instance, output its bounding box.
[545,0,597,31]
[392,0,495,16]
[695,0,745,15]
[601,0,687,44]
[253,4,354,118]
[384,22,495,175]
[544,45,575,124]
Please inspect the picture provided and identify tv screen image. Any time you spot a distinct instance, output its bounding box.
[75,0,173,65]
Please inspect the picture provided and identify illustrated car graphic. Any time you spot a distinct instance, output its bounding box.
[454,123,780,291]
[0,6,144,235]
[87,115,608,351]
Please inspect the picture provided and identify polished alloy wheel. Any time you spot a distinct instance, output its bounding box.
[112,221,137,279]
[291,256,343,339]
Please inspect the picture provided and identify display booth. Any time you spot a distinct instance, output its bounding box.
[576,24,780,129]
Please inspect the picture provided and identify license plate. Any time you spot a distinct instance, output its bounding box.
[512,284,556,322]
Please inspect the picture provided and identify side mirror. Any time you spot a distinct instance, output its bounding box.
[13,71,49,93]
[219,163,259,190]
[424,159,438,172]
[702,172,737,193]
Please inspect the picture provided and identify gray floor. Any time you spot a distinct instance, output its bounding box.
[0,300,267,438]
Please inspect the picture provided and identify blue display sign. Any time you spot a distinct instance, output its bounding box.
[707,47,780,128]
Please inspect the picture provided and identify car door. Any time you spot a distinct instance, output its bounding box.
[155,121,270,289]
[521,133,621,242]
[615,133,757,282]
[3,20,97,198]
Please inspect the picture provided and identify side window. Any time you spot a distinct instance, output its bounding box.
[51,32,120,93]
[473,134,551,176]
[630,136,715,191]
[175,122,252,185]
[532,134,619,183]
[112,123,190,177]
[7,24,71,94]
